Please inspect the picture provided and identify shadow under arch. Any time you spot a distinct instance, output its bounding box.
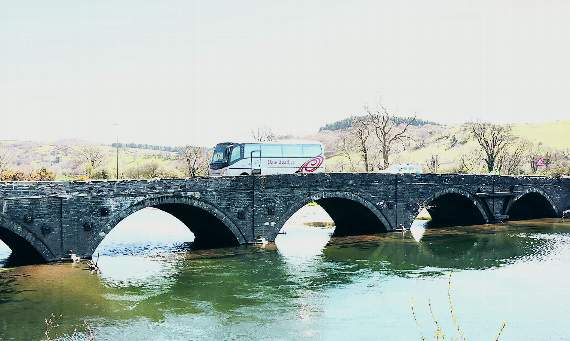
[506,189,559,220]
[91,196,245,257]
[271,192,391,240]
[423,188,489,228]
[0,213,53,265]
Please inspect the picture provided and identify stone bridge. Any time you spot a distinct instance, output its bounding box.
[0,173,569,264]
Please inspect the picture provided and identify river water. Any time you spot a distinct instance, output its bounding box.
[1,207,570,340]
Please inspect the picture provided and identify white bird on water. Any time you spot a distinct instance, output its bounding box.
[255,236,268,246]
[563,210,570,222]
[70,253,81,263]
[396,224,408,234]
[88,253,101,274]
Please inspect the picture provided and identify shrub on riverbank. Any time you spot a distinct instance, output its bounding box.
[304,221,335,228]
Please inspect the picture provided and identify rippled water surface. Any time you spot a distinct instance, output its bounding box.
[1,208,570,340]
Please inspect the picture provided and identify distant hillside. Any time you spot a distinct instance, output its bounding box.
[0,140,208,180]
[312,119,570,174]
[511,121,570,150]
[319,115,439,132]
[1,120,568,179]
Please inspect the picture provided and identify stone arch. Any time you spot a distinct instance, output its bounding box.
[422,188,489,227]
[270,192,391,240]
[0,213,55,264]
[90,196,245,256]
[505,188,559,220]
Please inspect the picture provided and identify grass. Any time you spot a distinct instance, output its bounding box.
[416,208,432,221]
[304,221,335,228]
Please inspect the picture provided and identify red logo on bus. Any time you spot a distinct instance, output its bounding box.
[296,156,324,173]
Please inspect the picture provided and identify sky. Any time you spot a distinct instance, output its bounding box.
[1,0,569,147]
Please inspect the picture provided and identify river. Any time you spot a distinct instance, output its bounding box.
[1,206,569,340]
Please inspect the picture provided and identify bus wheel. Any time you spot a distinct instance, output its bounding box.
[240,172,249,176]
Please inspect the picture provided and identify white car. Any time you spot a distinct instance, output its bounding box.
[381,163,423,174]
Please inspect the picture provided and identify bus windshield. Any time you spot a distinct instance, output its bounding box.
[211,144,229,163]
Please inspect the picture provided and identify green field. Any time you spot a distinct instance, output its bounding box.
[512,121,570,150]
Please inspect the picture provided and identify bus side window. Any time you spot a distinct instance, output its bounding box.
[244,144,261,157]
[302,144,322,157]
[282,144,303,157]
[230,146,241,162]
[261,145,283,157]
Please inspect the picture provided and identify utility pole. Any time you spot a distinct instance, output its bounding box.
[116,140,119,179]
[113,123,120,180]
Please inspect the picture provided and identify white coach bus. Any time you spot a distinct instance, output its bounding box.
[209,141,325,176]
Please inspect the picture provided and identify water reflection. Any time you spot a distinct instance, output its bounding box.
[0,214,569,340]
[324,220,566,274]
[0,240,11,268]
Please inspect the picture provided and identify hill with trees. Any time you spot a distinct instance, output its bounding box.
[1,115,569,180]
[0,141,210,181]
[316,115,570,176]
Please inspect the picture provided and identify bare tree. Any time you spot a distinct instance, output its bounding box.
[455,155,473,174]
[351,116,372,172]
[338,131,357,172]
[251,127,275,142]
[528,143,545,174]
[366,104,416,170]
[469,122,514,173]
[425,154,440,173]
[78,146,105,176]
[179,146,209,177]
[496,141,529,175]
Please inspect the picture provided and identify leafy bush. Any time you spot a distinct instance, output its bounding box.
[29,167,56,181]
[541,165,570,178]
[123,161,184,179]
[0,170,28,181]
[0,167,56,181]
[90,169,110,180]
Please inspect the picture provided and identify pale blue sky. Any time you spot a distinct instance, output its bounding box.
[1,1,569,146]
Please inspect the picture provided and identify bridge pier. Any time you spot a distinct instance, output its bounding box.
[475,191,513,222]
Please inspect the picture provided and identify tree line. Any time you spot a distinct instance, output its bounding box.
[319,114,437,132]
[110,143,182,153]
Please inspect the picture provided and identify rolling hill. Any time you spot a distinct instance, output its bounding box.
[0,120,568,179]
[315,119,570,174]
